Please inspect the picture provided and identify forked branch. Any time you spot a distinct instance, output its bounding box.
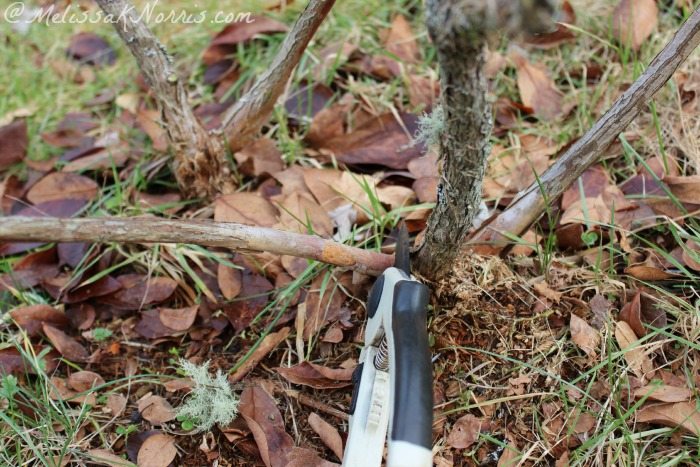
[0,217,393,275]
[94,0,232,199]
[95,0,336,198]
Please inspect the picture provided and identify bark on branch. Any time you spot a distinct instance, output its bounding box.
[0,217,393,275]
[469,6,700,251]
[221,0,337,152]
[94,0,232,199]
[413,0,556,279]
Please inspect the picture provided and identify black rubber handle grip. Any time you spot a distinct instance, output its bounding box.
[390,280,433,448]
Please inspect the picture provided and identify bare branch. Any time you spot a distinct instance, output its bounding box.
[0,217,393,275]
[469,6,700,252]
[221,0,336,152]
[95,0,232,198]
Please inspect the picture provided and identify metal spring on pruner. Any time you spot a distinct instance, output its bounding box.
[373,337,390,371]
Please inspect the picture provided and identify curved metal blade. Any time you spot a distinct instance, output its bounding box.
[394,222,410,275]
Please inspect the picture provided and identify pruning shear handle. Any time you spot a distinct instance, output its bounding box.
[344,225,432,467]
[387,279,432,465]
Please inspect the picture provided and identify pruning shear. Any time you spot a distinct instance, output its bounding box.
[344,225,433,467]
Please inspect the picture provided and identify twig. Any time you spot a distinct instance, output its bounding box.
[230,327,290,383]
[279,387,349,421]
[94,0,232,199]
[469,6,700,251]
[220,0,337,152]
[0,217,393,275]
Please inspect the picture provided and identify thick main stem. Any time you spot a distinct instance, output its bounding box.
[220,0,336,152]
[0,217,393,275]
[469,6,700,251]
[414,0,556,279]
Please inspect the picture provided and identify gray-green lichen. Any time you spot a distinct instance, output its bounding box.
[176,359,239,432]
[415,105,445,149]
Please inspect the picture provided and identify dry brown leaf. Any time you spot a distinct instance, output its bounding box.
[498,439,520,467]
[215,192,279,227]
[377,185,415,211]
[0,107,35,127]
[305,95,354,147]
[664,175,700,204]
[634,384,693,402]
[614,321,655,380]
[302,168,367,214]
[560,196,612,226]
[230,327,291,383]
[67,32,116,66]
[0,120,28,170]
[0,346,59,375]
[158,305,198,331]
[10,305,68,337]
[382,15,420,64]
[413,176,438,203]
[203,16,288,65]
[636,401,700,436]
[115,93,139,113]
[308,412,344,460]
[163,378,193,393]
[105,393,127,417]
[137,432,177,467]
[138,395,176,425]
[218,263,242,300]
[68,371,105,392]
[682,240,700,271]
[322,325,343,344]
[26,172,98,204]
[61,146,130,172]
[134,109,167,152]
[98,274,177,310]
[485,51,507,78]
[406,74,439,109]
[285,82,335,122]
[533,281,563,303]
[320,113,424,169]
[447,414,486,449]
[239,385,294,467]
[572,412,596,434]
[512,53,564,120]
[285,447,339,467]
[86,448,136,467]
[42,323,89,362]
[134,192,182,215]
[407,152,439,179]
[49,376,96,405]
[302,274,350,339]
[561,166,610,210]
[275,191,333,237]
[619,291,645,336]
[41,113,97,148]
[222,267,274,331]
[570,314,600,356]
[589,294,612,329]
[234,137,284,177]
[525,1,577,48]
[624,265,677,281]
[276,361,354,389]
[612,0,658,50]
[134,309,180,339]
